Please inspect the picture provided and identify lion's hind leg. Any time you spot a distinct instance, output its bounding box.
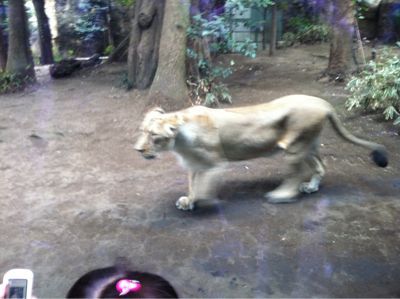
[266,152,308,203]
[299,153,325,194]
[266,131,323,203]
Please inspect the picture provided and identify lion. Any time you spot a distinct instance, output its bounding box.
[134,95,388,210]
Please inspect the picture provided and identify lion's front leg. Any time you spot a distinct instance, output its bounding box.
[176,171,197,210]
[176,169,219,210]
[176,196,195,210]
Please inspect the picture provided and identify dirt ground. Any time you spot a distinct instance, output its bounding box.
[1,44,400,298]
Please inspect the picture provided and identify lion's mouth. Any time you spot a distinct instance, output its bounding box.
[143,154,156,160]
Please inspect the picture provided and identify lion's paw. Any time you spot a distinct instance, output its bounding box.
[299,182,319,194]
[265,190,298,204]
[176,196,195,211]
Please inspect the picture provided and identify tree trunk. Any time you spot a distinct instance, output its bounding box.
[105,0,116,48]
[269,4,277,56]
[127,0,165,89]
[6,0,35,80]
[0,0,7,70]
[33,0,54,65]
[149,0,190,108]
[325,0,355,81]
[0,26,6,70]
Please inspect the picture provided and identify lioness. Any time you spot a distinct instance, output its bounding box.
[134,95,388,210]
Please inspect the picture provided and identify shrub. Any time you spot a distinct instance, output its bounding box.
[345,50,400,125]
[0,72,32,94]
[104,45,114,56]
[117,71,132,90]
[186,10,259,106]
[187,67,233,107]
[284,17,329,45]
[115,0,135,7]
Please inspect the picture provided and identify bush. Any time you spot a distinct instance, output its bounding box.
[104,45,114,56]
[296,23,329,44]
[345,50,400,125]
[0,72,32,94]
[187,12,257,106]
[284,17,329,45]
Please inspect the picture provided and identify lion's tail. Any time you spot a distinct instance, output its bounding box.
[327,111,388,167]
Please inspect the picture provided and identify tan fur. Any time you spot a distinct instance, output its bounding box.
[134,94,388,210]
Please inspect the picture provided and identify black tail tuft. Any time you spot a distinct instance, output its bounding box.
[372,149,388,168]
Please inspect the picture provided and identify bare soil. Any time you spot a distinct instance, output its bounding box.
[1,44,400,298]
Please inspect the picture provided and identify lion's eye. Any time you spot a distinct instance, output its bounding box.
[152,136,167,144]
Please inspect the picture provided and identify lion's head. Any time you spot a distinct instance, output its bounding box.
[134,107,182,159]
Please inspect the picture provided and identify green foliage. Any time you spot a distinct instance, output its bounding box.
[73,1,107,39]
[52,46,64,63]
[0,72,32,94]
[345,50,400,125]
[187,0,275,106]
[0,1,8,31]
[281,32,296,47]
[104,45,114,55]
[187,61,234,106]
[284,17,329,45]
[226,0,274,10]
[114,0,135,7]
[118,71,132,90]
[187,14,231,53]
[353,0,367,19]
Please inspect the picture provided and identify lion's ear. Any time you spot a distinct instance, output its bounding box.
[152,107,165,114]
[164,124,178,138]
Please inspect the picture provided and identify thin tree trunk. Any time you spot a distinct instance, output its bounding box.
[0,0,7,70]
[33,0,54,65]
[262,8,267,50]
[106,0,115,48]
[149,0,190,107]
[107,35,129,63]
[127,2,141,88]
[0,24,6,71]
[269,4,277,56]
[6,0,35,80]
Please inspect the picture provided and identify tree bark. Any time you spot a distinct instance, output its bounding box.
[0,29,6,71]
[105,0,116,48]
[33,0,54,65]
[0,0,7,70]
[6,0,35,80]
[149,0,190,107]
[127,0,165,89]
[269,4,277,56]
[325,0,355,81]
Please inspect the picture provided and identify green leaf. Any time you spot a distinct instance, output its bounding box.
[205,93,217,106]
